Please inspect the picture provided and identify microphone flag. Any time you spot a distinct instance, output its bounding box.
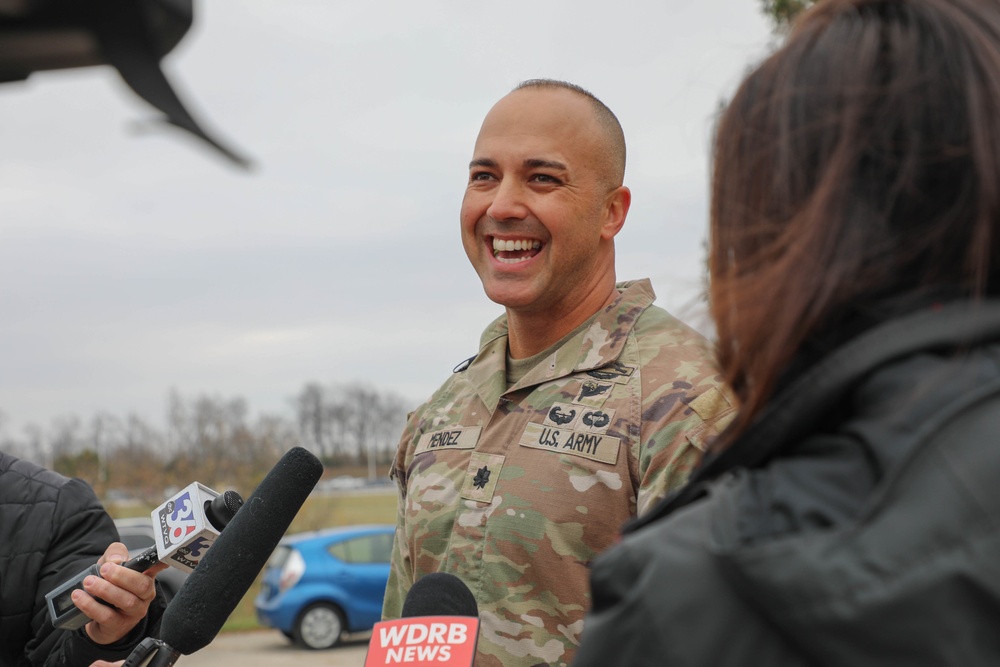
[364,616,479,667]
[152,482,224,572]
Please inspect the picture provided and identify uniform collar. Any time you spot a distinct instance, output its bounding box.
[467,279,656,412]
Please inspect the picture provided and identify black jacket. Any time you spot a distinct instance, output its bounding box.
[0,452,164,667]
[575,302,1000,666]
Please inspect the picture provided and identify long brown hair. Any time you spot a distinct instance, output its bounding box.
[710,0,1000,442]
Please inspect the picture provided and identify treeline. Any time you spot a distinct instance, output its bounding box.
[0,381,411,503]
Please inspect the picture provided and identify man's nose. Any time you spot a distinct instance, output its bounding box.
[486,178,528,221]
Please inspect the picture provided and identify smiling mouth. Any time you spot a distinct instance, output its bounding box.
[492,237,542,264]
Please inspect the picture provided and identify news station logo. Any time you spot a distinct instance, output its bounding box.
[171,536,212,569]
[158,491,198,548]
[365,617,479,667]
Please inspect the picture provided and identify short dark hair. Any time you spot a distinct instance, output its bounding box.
[710,0,1000,442]
[515,78,627,187]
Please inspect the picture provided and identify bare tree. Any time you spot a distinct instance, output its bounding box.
[295,382,330,459]
[21,422,47,467]
[50,414,85,477]
[2,379,410,496]
[166,388,192,457]
[337,382,408,478]
[375,393,408,465]
[89,411,121,484]
[0,411,39,463]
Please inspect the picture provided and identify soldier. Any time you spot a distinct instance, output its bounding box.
[382,79,734,667]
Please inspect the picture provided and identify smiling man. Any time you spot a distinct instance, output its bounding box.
[382,80,734,667]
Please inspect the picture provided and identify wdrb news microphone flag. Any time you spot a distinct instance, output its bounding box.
[364,616,479,667]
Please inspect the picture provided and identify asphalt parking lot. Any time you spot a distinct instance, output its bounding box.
[182,630,372,667]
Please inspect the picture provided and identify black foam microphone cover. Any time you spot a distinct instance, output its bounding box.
[158,446,323,654]
[401,572,479,618]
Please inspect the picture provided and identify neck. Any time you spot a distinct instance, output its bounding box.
[506,281,619,358]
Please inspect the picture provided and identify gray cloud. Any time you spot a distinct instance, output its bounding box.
[0,0,770,433]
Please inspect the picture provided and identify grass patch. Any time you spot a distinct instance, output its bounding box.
[289,490,398,533]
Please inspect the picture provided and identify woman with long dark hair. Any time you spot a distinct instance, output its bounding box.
[573,0,1000,664]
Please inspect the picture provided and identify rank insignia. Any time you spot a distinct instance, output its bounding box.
[461,452,505,503]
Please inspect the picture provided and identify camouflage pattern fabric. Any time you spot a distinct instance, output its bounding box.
[383,279,734,667]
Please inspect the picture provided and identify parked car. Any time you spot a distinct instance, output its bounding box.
[113,517,190,602]
[254,524,395,650]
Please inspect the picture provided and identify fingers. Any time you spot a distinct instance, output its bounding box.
[81,541,172,645]
[89,661,124,667]
[91,563,158,609]
[80,560,160,645]
[146,561,170,577]
[97,542,130,567]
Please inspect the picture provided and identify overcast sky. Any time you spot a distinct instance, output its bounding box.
[0,1,773,437]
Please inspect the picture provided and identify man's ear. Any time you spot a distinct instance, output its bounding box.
[601,186,631,240]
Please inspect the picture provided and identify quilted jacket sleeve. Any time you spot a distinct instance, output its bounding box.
[23,478,165,667]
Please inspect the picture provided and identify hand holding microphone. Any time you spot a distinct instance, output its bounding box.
[46,485,244,633]
[90,447,324,667]
[68,542,170,647]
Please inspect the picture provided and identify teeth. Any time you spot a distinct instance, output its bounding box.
[492,238,542,251]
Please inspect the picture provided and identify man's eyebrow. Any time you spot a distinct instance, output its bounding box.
[524,159,567,170]
[467,158,568,170]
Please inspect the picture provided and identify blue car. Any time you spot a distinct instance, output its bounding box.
[255,524,395,650]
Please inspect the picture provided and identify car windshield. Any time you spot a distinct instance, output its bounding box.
[268,544,293,569]
[327,532,393,564]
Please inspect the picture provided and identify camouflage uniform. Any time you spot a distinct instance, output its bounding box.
[383,279,734,667]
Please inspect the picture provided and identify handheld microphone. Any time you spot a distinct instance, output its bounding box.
[122,446,323,667]
[45,484,244,631]
[150,484,246,573]
[365,572,480,667]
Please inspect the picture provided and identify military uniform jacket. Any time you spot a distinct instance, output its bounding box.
[383,279,733,667]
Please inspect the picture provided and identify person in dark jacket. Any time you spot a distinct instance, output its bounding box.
[0,451,167,667]
[574,0,1000,665]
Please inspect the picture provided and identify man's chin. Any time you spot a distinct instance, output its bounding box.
[483,285,539,311]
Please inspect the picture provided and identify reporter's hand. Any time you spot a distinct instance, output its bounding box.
[88,662,123,667]
[71,542,169,645]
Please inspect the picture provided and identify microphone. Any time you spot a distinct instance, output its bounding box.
[365,572,480,667]
[122,446,323,667]
[150,484,246,573]
[45,484,244,631]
